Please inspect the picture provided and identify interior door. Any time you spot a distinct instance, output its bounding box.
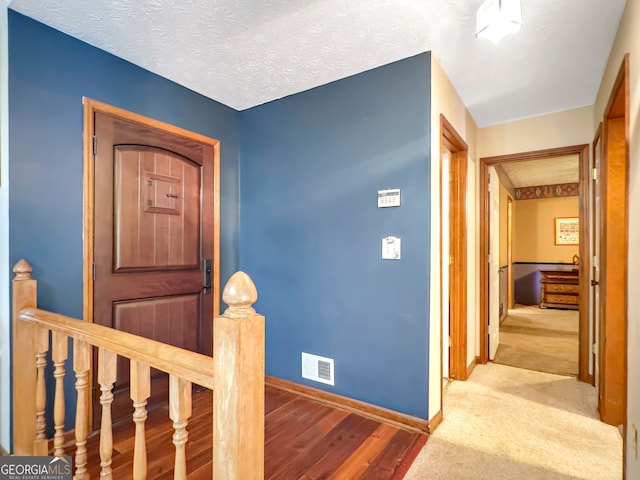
[92,111,216,427]
[488,166,500,359]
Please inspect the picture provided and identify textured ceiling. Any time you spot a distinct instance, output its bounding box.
[8,0,626,126]
[502,155,579,188]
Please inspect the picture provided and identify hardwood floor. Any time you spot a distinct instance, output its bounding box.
[81,384,427,479]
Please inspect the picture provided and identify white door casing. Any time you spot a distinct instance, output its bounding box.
[488,166,500,360]
[592,139,601,387]
[441,152,451,379]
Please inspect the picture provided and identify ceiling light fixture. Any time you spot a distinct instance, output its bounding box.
[475,0,522,44]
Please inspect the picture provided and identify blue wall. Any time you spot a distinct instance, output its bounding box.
[8,10,240,434]
[9,9,433,431]
[514,262,575,305]
[240,53,432,419]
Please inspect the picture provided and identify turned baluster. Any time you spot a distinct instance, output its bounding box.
[130,360,151,480]
[74,339,90,480]
[169,375,192,480]
[213,271,265,480]
[52,331,68,456]
[98,349,117,479]
[33,325,49,456]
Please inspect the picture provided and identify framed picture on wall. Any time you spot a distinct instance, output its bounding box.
[555,217,579,245]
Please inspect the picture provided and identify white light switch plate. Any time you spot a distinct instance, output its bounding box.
[382,236,401,259]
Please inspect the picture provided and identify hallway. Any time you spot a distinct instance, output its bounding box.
[494,304,579,376]
[404,363,621,479]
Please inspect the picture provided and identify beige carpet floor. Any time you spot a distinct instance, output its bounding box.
[493,305,579,376]
[404,363,622,480]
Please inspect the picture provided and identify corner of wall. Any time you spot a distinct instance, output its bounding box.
[0,2,11,453]
[428,52,480,419]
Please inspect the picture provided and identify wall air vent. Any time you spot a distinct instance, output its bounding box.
[301,352,334,386]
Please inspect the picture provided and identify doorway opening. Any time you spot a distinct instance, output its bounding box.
[439,114,468,394]
[597,55,628,428]
[479,145,591,383]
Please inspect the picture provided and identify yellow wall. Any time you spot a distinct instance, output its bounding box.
[429,53,478,422]
[431,2,640,468]
[513,197,579,263]
[592,0,640,475]
[478,106,593,157]
[499,183,509,266]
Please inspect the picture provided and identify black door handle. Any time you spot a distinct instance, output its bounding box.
[203,259,213,294]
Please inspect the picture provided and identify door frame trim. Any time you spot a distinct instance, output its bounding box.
[507,196,514,310]
[591,123,602,387]
[598,54,629,427]
[478,144,590,383]
[440,115,468,382]
[82,97,221,421]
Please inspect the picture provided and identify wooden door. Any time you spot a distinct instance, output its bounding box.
[91,110,217,427]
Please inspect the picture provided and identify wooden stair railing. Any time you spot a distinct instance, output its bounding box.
[12,259,265,480]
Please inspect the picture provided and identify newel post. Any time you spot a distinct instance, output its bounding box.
[12,259,38,455]
[213,272,265,480]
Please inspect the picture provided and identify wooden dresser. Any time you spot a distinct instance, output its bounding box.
[539,270,579,310]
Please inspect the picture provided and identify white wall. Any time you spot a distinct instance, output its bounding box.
[0,1,11,453]
[593,0,640,476]
[429,53,478,422]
